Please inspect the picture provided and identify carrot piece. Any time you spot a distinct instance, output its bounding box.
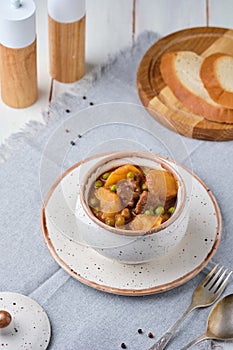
[104,164,142,187]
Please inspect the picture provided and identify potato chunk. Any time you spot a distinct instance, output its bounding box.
[95,187,122,213]
[129,214,162,231]
[146,170,177,200]
[104,164,142,187]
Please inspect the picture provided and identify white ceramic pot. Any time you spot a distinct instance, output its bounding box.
[76,151,189,264]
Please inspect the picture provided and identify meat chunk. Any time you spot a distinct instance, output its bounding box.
[164,196,177,210]
[117,178,142,208]
[134,191,148,214]
[117,180,134,207]
[128,178,141,193]
[127,192,140,208]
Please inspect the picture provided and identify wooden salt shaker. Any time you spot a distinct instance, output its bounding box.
[48,0,86,83]
[0,0,37,108]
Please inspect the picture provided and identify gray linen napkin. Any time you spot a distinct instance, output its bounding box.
[0,31,233,350]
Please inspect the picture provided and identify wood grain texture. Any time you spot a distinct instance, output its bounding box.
[49,15,85,83]
[0,40,38,109]
[1,0,233,143]
[52,0,134,98]
[137,27,233,141]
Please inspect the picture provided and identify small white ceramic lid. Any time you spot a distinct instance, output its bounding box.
[0,292,51,349]
[0,0,36,49]
[48,0,86,23]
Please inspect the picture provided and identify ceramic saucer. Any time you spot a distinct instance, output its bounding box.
[41,153,221,296]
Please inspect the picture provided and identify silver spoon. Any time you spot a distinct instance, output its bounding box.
[181,294,233,349]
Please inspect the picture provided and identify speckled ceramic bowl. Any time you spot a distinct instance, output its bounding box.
[76,151,189,264]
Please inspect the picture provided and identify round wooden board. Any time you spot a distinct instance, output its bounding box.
[137,27,233,141]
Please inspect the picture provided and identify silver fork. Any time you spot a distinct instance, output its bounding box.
[148,264,232,350]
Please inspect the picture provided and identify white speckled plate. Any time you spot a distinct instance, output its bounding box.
[41,153,221,296]
[0,292,51,349]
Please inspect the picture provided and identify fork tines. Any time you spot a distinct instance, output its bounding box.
[204,264,232,294]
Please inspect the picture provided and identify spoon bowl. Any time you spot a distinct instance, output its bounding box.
[207,294,233,340]
[181,293,233,350]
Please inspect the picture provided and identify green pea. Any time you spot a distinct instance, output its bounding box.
[155,206,165,215]
[95,180,103,188]
[141,183,148,191]
[105,217,115,227]
[168,207,175,214]
[145,209,154,216]
[127,172,135,179]
[102,172,110,180]
[110,184,117,192]
[89,197,99,207]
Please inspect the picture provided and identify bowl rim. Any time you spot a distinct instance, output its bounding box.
[79,151,187,237]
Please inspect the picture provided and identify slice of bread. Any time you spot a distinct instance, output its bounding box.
[160,51,233,123]
[200,53,233,109]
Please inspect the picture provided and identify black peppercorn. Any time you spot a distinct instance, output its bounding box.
[121,343,126,349]
[138,328,143,334]
[148,332,154,338]
[70,140,76,146]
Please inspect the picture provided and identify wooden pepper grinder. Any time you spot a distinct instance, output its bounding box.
[0,0,37,108]
[48,0,86,83]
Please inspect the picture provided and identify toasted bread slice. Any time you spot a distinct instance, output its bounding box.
[160,51,233,123]
[200,53,233,109]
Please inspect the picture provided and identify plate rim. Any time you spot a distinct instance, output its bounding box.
[41,152,222,296]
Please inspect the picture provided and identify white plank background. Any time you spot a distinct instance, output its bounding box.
[135,0,207,37]
[0,0,232,144]
[86,0,133,65]
[209,0,233,27]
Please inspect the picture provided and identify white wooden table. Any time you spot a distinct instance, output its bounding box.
[0,0,232,144]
